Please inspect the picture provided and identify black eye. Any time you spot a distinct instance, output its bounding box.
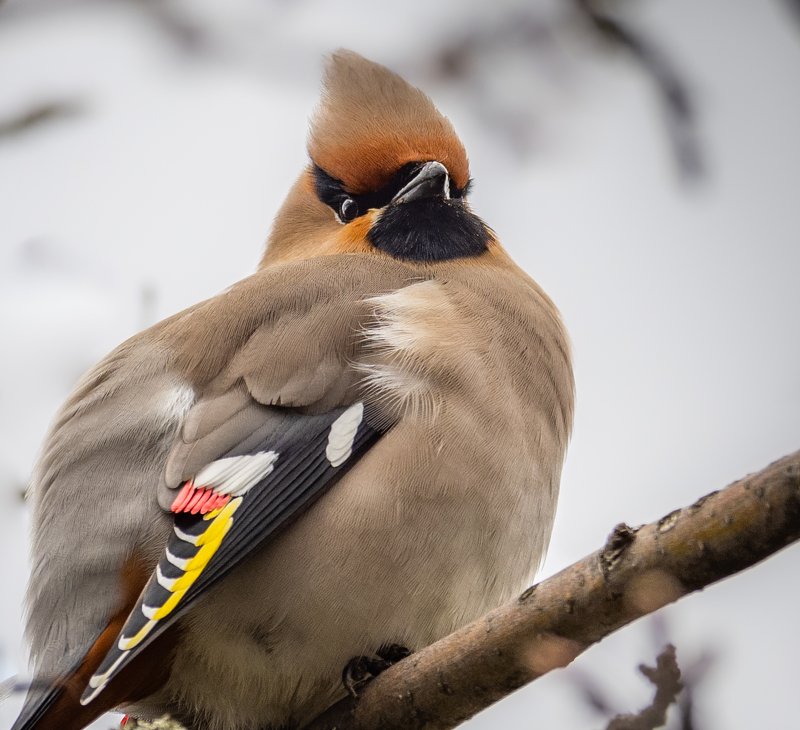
[339,198,359,222]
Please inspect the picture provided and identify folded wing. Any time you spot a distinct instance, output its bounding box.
[82,399,385,705]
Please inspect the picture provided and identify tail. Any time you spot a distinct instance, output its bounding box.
[12,621,177,730]
[13,557,178,730]
[11,665,89,730]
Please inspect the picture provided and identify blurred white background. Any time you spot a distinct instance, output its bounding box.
[1,0,798,728]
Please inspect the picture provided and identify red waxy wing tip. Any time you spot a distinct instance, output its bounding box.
[171,481,231,514]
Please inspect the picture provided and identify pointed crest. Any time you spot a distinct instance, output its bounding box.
[308,50,469,194]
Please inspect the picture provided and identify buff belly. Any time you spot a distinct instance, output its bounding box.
[128,419,551,730]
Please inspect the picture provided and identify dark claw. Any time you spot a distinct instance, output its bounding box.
[341,645,413,698]
[342,655,383,698]
[377,644,413,663]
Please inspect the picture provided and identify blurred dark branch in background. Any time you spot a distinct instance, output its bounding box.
[0,0,704,180]
[0,0,217,55]
[785,0,800,25]
[433,14,555,79]
[424,1,704,178]
[569,614,714,728]
[605,645,682,730]
[426,11,560,155]
[0,100,84,139]
[575,0,703,179]
[137,0,210,55]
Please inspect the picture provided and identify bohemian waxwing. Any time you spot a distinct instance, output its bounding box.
[14,50,574,730]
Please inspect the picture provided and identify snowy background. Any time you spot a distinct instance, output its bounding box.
[1,0,799,728]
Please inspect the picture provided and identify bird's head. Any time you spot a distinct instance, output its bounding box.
[262,50,494,266]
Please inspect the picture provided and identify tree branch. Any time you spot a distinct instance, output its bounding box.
[304,450,800,730]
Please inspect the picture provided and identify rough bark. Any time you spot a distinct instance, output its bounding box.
[303,450,800,730]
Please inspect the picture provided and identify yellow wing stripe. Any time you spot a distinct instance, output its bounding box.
[196,499,241,546]
[121,497,242,647]
[117,619,157,651]
[148,501,240,621]
[147,588,188,621]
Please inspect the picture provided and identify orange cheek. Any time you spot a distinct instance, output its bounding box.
[328,210,380,254]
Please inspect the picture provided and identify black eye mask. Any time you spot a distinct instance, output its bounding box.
[312,162,471,222]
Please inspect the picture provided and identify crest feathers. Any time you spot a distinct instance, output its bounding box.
[308,50,469,194]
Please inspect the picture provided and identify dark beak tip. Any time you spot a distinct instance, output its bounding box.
[393,161,450,204]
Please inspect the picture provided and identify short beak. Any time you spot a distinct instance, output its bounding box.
[392,161,450,204]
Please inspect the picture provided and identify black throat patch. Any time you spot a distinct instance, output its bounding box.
[312,163,490,262]
[367,198,490,262]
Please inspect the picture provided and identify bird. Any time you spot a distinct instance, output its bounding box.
[13,50,574,730]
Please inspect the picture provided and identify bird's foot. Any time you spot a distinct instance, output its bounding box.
[341,644,413,698]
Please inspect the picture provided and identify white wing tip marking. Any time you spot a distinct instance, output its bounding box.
[193,450,279,497]
[81,650,131,703]
[156,563,176,590]
[118,620,156,650]
[80,683,106,705]
[174,523,201,545]
[326,403,364,467]
[166,547,189,570]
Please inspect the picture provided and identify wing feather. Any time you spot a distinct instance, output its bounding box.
[82,401,386,704]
